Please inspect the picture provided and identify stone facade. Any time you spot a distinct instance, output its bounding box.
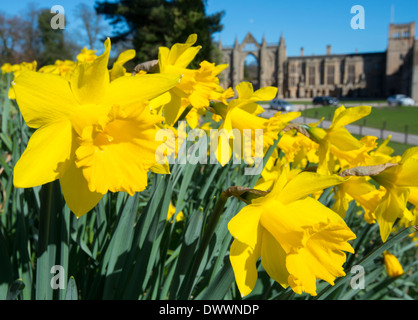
[218,22,418,100]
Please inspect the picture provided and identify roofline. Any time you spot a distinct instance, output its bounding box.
[288,51,386,59]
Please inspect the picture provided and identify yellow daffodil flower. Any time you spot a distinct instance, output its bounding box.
[167,202,185,222]
[278,129,319,169]
[367,135,401,166]
[226,81,275,114]
[1,63,13,73]
[38,59,77,81]
[77,47,98,63]
[254,155,301,191]
[372,146,418,242]
[158,34,234,125]
[211,113,222,123]
[332,176,385,223]
[308,105,371,175]
[383,251,404,277]
[397,204,418,244]
[12,39,181,218]
[3,61,37,99]
[228,164,355,296]
[109,49,136,81]
[211,82,300,166]
[254,151,282,191]
[331,135,378,170]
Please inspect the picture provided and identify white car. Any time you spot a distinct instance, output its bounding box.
[269,99,294,112]
[387,94,415,107]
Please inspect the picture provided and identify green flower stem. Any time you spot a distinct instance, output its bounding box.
[249,136,281,188]
[178,136,281,299]
[179,191,230,300]
[35,180,65,300]
[35,182,54,300]
[176,105,193,124]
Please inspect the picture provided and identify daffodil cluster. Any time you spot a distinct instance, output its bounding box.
[2,34,417,299]
[6,35,245,217]
[226,105,417,297]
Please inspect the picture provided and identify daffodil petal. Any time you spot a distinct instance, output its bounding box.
[13,120,73,188]
[109,49,136,81]
[169,34,200,68]
[330,105,371,129]
[170,44,201,69]
[70,38,111,104]
[327,128,364,151]
[396,158,418,187]
[400,146,418,163]
[408,187,418,207]
[12,71,77,128]
[158,34,200,70]
[115,49,136,66]
[163,87,188,125]
[107,73,181,107]
[228,204,262,249]
[229,238,261,297]
[238,102,265,115]
[316,142,333,175]
[150,162,171,174]
[375,187,410,242]
[59,161,104,218]
[253,86,278,101]
[236,82,254,99]
[279,171,346,205]
[260,230,289,289]
[210,124,237,167]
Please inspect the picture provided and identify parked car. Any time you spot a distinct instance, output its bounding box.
[269,99,294,112]
[312,96,339,106]
[387,94,415,107]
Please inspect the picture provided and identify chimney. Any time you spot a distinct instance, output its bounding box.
[326,45,331,55]
[300,47,304,56]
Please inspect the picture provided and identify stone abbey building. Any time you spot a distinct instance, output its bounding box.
[218,22,418,100]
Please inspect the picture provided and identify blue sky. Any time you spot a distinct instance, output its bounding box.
[206,0,418,56]
[2,0,418,56]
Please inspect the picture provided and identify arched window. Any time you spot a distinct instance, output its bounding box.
[243,54,259,89]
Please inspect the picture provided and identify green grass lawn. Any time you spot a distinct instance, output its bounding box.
[301,105,418,135]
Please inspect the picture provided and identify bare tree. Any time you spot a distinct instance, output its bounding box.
[0,4,79,67]
[0,12,26,64]
[75,3,109,50]
[20,3,43,62]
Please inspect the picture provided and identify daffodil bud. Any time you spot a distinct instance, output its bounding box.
[383,251,404,277]
[307,126,327,143]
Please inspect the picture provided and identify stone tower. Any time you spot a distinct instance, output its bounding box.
[385,22,416,95]
[276,34,287,98]
[411,39,418,101]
